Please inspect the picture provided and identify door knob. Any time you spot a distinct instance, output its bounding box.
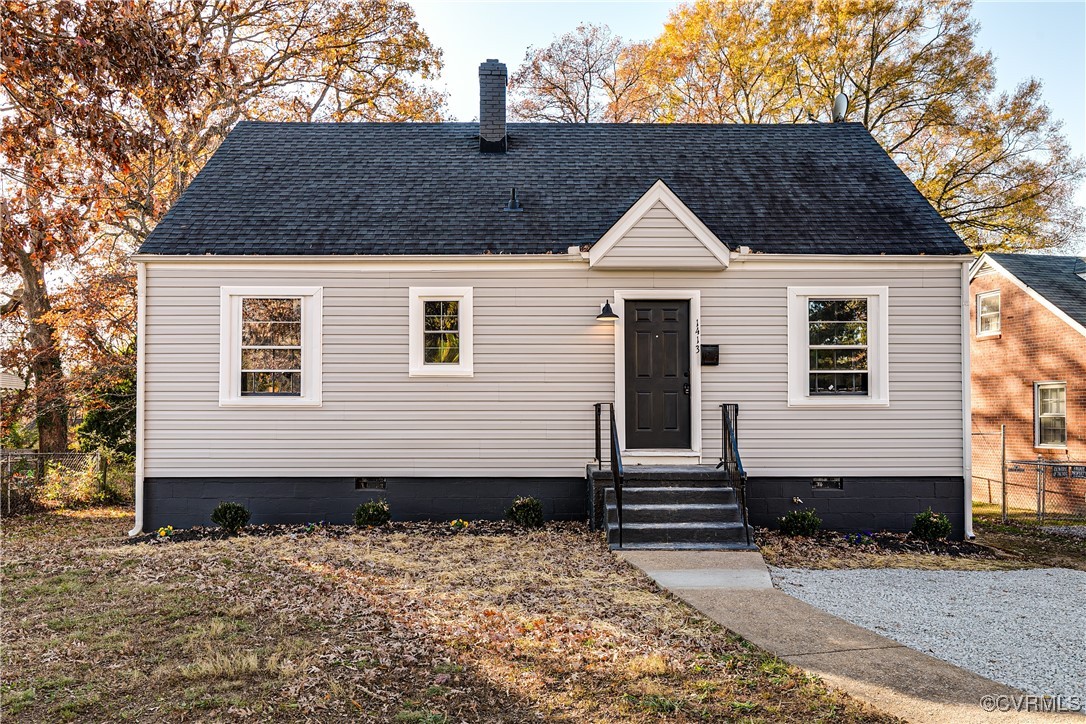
[683,383,690,396]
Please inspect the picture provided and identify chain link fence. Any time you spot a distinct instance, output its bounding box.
[0,450,133,515]
[972,429,1086,523]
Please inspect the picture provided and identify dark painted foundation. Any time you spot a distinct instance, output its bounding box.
[144,474,966,538]
[143,477,587,530]
[745,476,966,538]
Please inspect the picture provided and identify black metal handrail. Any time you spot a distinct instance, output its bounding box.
[716,403,751,546]
[593,402,625,547]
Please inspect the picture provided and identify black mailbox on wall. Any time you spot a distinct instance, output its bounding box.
[700,344,719,366]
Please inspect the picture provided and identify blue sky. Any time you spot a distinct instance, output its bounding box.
[409,0,1085,206]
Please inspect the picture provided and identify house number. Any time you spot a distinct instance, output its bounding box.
[695,319,700,353]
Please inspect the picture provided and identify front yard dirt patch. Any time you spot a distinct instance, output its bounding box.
[2,508,897,722]
[757,528,1029,570]
[972,508,1086,572]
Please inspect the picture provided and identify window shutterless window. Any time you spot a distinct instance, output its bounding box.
[219,287,322,406]
[409,287,473,377]
[787,287,889,407]
[976,291,1001,336]
[1035,382,1067,447]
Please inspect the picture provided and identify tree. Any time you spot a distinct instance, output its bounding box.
[1,0,445,451]
[509,23,654,123]
[514,1,1084,251]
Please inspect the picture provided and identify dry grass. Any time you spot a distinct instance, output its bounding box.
[2,507,898,722]
[972,505,1086,572]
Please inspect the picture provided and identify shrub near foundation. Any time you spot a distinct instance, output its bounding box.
[354,499,391,527]
[507,496,544,528]
[211,501,251,534]
[779,509,822,537]
[911,508,952,542]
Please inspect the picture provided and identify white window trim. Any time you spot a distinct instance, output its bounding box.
[976,290,1001,337]
[219,286,323,407]
[409,286,474,377]
[787,286,890,408]
[1034,381,1067,449]
[612,289,702,457]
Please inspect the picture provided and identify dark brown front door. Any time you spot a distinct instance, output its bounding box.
[625,300,691,449]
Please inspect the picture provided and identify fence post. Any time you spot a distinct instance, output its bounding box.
[99,452,108,497]
[1000,425,1007,523]
[1035,455,1043,523]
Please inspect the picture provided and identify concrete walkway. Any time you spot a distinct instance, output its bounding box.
[618,550,1078,723]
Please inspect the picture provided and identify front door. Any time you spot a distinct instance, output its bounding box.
[624,300,691,449]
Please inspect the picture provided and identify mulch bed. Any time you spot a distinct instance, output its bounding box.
[756,527,1008,568]
[126,519,582,544]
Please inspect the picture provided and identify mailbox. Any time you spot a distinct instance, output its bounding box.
[700,344,719,366]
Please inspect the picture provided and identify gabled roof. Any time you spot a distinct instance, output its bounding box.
[976,253,1086,336]
[138,121,969,257]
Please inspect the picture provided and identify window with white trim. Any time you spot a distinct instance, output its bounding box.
[409,287,473,376]
[1035,382,1067,448]
[220,287,322,406]
[976,291,1001,336]
[787,287,889,407]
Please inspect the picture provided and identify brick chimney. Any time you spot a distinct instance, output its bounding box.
[479,59,507,153]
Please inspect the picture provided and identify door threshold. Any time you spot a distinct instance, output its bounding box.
[623,450,702,466]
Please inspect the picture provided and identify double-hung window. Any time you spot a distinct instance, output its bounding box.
[220,287,323,406]
[1035,382,1067,448]
[976,291,1001,336]
[787,287,889,407]
[409,287,473,376]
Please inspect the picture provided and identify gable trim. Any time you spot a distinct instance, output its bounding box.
[971,254,1086,338]
[588,180,730,269]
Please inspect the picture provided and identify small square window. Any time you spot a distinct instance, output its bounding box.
[976,291,1001,336]
[409,287,473,376]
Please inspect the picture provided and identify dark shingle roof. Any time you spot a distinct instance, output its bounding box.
[138,121,968,256]
[987,253,1086,331]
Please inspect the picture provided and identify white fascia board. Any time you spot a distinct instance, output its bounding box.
[976,254,1086,338]
[732,252,973,270]
[588,179,731,269]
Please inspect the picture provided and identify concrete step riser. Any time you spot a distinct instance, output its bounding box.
[605,488,737,506]
[606,505,743,524]
[606,525,749,545]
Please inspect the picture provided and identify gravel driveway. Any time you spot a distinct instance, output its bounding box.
[772,567,1086,702]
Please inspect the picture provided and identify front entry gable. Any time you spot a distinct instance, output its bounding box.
[588,180,731,270]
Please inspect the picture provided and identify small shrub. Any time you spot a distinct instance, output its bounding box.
[354,498,391,527]
[211,501,251,534]
[449,518,469,532]
[911,508,952,541]
[507,496,544,528]
[779,508,821,537]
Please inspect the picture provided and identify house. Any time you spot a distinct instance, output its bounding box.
[131,59,973,544]
[969,253,1086,512]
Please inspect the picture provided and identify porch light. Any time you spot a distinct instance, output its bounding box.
[596,300,619,321]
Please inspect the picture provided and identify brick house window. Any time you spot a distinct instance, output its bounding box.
[1035,382,1067,448]
[976,291,1001,336]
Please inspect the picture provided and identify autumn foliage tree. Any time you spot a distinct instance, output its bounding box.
[512,0,1084,252]
[1,0,444,452]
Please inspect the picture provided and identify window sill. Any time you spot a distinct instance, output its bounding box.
[1034,445,1068,451]
[219,398,323,408]
[788,396,890,408]
[975,332,1002,340]
[409,366,474,378]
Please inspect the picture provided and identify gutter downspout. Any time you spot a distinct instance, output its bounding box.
[128,260,146,536]
[961,260,974,539]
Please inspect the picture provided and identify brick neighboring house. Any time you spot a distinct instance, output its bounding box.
[969,253,1086,513]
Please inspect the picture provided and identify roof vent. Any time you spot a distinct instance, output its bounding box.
[479,59,508,153]
[503,187,523,212]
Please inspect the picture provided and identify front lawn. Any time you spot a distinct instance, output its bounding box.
[1,508,894,722]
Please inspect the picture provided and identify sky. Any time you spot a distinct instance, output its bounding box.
[409,0,1086,208]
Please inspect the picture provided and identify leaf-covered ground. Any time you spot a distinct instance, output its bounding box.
[2,508,897,722]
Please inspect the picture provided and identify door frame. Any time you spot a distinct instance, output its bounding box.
[613,289,702,461]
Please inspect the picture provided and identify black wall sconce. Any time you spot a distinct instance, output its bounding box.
[596,300,619,320]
